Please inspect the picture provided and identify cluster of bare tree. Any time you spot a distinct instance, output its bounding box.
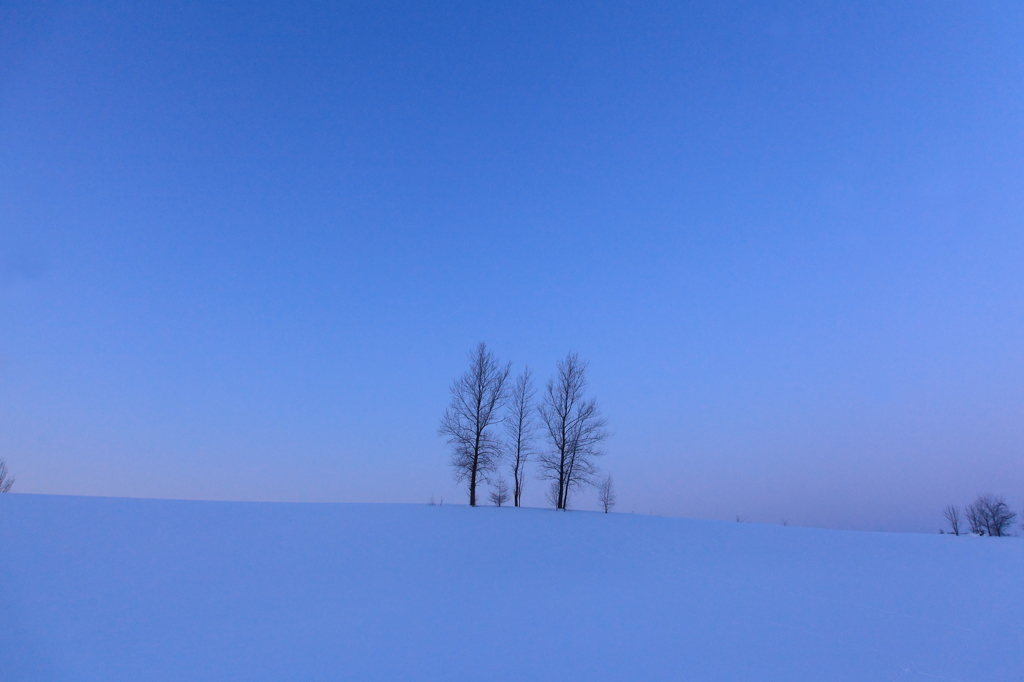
[942,494,1019,536]
[0,458,13,493]
[439,343,613,511]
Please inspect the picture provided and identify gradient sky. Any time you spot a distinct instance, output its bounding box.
[2,1,1022,531]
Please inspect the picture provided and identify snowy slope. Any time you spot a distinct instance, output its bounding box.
[1,494,1021,681]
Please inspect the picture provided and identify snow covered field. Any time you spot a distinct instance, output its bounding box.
[1,494,1021,681]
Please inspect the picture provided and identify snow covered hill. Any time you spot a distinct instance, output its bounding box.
[1,494,1021,681]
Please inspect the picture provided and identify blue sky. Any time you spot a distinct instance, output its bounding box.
[2,1,1022,530]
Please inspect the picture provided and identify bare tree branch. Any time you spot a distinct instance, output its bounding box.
[0,458,13,493]
[439,343,511,507]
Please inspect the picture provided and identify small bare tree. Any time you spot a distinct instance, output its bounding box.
[942,504,962,536]
[537,353,610,510]
[489,476,510,507]
[504,368,536,507]
[439,343,511,507]
[598,474,616,513]
[966,494,1017,537]
[545,480,560,509]
[0,458,13,493]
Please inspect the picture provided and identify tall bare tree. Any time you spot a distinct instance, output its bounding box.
[504,368,536,507]
[965,494,1017,537]
[942,504,962,536]
[439,343,511,507]
[598,474,616,513]
[537,353,609,510]
[0,458,13,493]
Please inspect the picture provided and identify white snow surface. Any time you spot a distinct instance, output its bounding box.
[1,494,1021,681]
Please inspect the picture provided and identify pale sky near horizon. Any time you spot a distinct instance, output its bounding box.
[2,1,1023,532]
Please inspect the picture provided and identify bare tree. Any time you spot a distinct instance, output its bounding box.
[965,500,986,535]
[537,353,609,510]
[965,494,1017,537]
[0,458,13,493]
[598,474,616,513]
[489,476,510,507]
[504,368,536,507]
[983,495,1016,536]
[942,504,962,536]
[545,480,560,509]
[439,343,511,507]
